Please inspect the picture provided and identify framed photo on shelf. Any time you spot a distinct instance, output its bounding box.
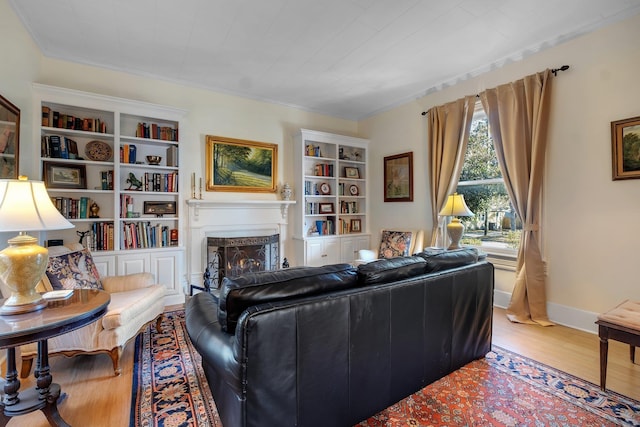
[143,201,176,216]
[344,167,360,179]
[350,219,361,233]
[205,135,278,192]
[384,151,413,202]
[611,116,640,180]
[319,202,335,214]
[43,161,86,189]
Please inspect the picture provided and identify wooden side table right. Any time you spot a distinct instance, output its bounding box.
[596,300,640,391]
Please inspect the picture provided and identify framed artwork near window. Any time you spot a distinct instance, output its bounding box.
[384,151,413,202]
[205,135,278,192]
[43,161,86,189]
[612,116,640,180]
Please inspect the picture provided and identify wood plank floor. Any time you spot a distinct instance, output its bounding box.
[6,306,640,426]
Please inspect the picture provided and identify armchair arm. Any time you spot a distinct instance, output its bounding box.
[101,272,155,293]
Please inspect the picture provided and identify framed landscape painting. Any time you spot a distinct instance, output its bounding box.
[612,116,640,180]
[206,135,278,192]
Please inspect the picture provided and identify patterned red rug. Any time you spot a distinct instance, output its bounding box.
[130,310,640,426]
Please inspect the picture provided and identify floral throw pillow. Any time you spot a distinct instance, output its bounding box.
[378,230,413,259]
[46,248,103,290]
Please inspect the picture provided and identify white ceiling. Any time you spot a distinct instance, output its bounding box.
[9,0,640,120]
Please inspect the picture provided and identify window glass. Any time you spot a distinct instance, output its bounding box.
[456,113,520,253]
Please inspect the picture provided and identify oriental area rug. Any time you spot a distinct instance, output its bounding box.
[130,310,640,427]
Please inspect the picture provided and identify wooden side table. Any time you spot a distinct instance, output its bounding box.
[596,299,640,391]
[0,289,110,426]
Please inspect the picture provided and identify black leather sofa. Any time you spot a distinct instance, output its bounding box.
[185,249,494,427]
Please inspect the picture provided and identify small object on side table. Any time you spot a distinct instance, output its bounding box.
[282,258,289,268]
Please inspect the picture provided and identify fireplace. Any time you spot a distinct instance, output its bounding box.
[205,234,279,290]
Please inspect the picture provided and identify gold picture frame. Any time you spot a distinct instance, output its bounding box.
[206,135,278,192]
[611,116,640,180]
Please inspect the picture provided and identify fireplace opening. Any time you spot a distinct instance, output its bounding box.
[205,234,279,290]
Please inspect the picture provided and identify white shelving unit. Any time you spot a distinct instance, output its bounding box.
[293,129,370,266]
[34,84,186,305]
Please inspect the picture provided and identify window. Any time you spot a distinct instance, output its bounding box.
[456,108,520,254]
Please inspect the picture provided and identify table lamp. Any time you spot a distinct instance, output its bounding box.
[439,193,474,250]
[0,177,74,315]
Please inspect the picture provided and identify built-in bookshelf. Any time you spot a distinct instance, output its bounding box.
[34,84,186,305]
[293,129,370,266]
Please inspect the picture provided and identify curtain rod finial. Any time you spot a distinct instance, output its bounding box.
[551,65,569,76]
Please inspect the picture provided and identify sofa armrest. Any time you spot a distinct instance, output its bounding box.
[101,272,155,293]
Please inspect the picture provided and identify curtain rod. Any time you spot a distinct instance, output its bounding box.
[420,65,570,116]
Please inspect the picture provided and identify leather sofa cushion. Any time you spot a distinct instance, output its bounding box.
[218,264,358,333]
[357,256,426,285]
[416,248,479,273]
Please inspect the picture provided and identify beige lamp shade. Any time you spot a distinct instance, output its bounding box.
[439,192,474,217]
[439,193,474,250]
[0,177,74,314]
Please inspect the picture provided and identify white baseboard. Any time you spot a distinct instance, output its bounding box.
[493,290,598,334]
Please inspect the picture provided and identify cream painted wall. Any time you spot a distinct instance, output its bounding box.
[360,13,640,330]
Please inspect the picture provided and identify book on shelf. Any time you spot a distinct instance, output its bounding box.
[166,145,178,166]
[42,106,51,127]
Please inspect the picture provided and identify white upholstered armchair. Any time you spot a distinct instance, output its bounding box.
[17,244,165,377]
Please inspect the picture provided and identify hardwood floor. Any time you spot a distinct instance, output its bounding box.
[6,306,640,426]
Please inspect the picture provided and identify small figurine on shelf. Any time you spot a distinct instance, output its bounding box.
[126,172,143,190]
[77,230,91,246]
[282,258,290,269]
[89,202,100,218]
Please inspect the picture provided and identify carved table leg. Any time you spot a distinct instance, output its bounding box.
[35,340,70,427]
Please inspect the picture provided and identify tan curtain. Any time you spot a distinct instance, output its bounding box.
[479,69,553,326]
[427,96,475,246]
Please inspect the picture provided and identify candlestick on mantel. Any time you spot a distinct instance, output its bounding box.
[199,177,203,199]
[191,173,196,199]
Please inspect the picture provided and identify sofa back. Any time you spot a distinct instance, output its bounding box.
[232,260,493,426]
[218,263,358,333]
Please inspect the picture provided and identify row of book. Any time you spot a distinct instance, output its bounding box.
[41,135,79,159]
[304,181,329,196]
[137,172,179,192]
[339,201,359,214]
[51,196,92,219]
[122,222,177,249]
[135,122,178,141]
[86,222,115,252]
[101,170,114,190]
[312,219,336,236]
[42,106,108,133]
[313,163,333,177]
[121,144,138,163]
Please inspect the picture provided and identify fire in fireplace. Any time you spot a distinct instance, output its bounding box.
[205,234,279,290]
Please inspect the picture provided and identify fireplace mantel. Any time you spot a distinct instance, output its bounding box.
[186,199,295,220]
[185,199,296,292]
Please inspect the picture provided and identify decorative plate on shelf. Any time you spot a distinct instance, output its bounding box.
[85,140,113,161]
[349,184,359,196]
[319,182,331,195]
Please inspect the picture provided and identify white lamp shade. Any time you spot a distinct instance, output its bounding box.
[439,193,474,217]
[0,178,74,232]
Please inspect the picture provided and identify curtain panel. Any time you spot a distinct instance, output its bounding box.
[427,96,475,247]
[479,69,553,326]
